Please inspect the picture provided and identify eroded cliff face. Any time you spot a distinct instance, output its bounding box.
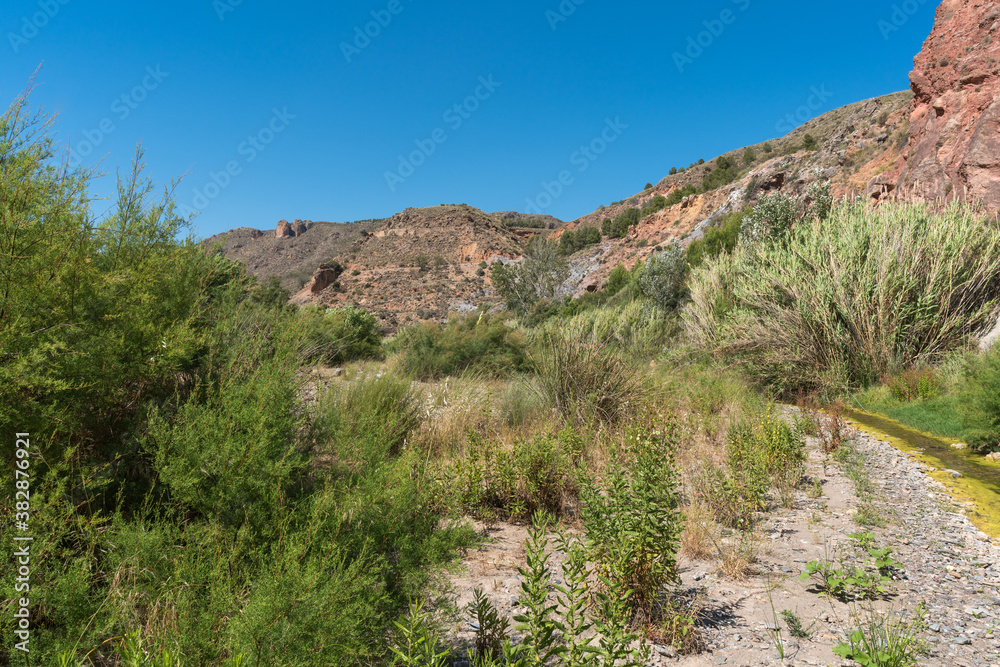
[899,0,1000,208]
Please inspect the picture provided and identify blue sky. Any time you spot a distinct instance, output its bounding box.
[3,0,938,238]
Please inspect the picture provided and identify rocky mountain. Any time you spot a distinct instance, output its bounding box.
[561,91,914,294]
[213,0,999,324]
[896,0,1000,208]
[285,205,525,330]
[204,219,381,293]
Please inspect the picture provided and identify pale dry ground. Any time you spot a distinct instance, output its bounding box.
[438,422,1000,667]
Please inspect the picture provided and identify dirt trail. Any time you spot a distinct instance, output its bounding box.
[440,419,1000,666]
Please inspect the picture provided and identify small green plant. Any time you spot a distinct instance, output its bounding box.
[800,540,900,601]
[833,604,927,667]
[780,609,812,639]
[581,419,683,618]
[389,600,452,667]
[469,589,511,660]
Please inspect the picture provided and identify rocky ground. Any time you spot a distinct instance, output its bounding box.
[440,418,1000,666]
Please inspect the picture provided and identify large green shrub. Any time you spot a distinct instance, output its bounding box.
[530,323,647,424]
[640,243,688,312]
[685,201,1000,394]
[0,94,474,667]
[491,238,569,314]
[390,312,529,380]
[297,304,383,365]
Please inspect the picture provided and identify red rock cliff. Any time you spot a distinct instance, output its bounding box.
[899,0,1000,209]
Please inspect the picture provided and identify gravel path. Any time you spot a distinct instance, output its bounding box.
[442,417,1000,666]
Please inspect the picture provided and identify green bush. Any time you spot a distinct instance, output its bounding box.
[703,412,805,528]
[960,348,1000,452]
[606,264,631,296]
[452,428,579,522]
[390,313,529,380]
[0,93,475,667]
[640,243,687,312]
[666,184,698,207]
[702,155,739,192]
[686,212,743,268]
[296,304,383,365]
[559,225,601,255]
[685,201,1000,394]
[581,419,683,617]
[530,322,647,424]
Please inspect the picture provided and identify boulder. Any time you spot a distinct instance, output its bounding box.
[275,220,294,238]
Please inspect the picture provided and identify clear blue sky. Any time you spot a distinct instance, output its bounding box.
[3,0,938,238]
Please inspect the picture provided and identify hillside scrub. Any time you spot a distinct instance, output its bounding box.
[389,312,529,380]
[0,95,475,666]
[685,201,1000,395]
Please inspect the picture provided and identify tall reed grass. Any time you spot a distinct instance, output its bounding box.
[685,202,1000,394]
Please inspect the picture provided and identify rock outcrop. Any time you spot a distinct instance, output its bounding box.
[898,0,1000,208]
[275,220,294,238]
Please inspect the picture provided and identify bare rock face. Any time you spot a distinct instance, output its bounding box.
[292,220,309,236]
[290,263,345,304]
[275,220,294,239]
[898,0,1000,209]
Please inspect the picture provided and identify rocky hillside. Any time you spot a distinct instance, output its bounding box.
[289,205,526,330]
[204,219,381,293]
[897,0,1000,208]
[214,0,1000,322]
[562,91,914,294]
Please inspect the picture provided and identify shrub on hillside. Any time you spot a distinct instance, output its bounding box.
[605,264,631,296]
[491,238,569,313]
[390,313,529,380]
[666,184,699,206]
[686,212,744,268]
[560,226,601,255]
[640,243,688,312]
[702,155,739,192]
[685,201,1000,394]
[297,304,383,365]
